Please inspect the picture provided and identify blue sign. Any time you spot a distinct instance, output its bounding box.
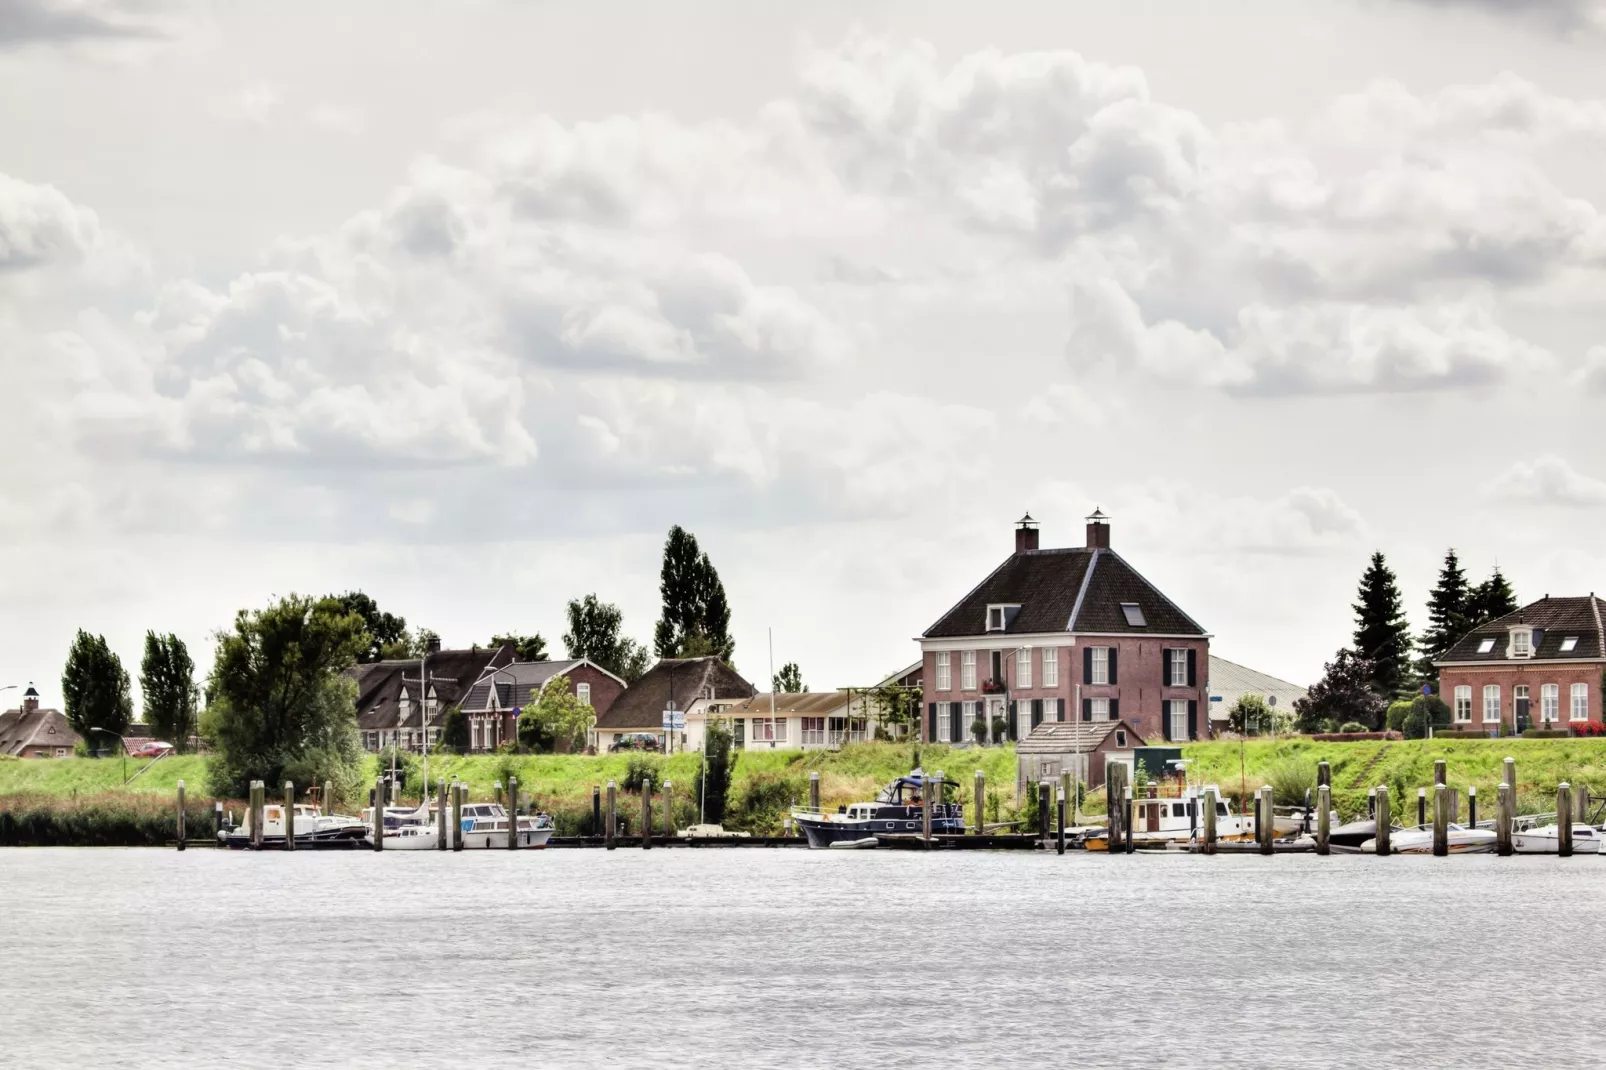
[1421,685,1432,696]
[1208,695,1223,702]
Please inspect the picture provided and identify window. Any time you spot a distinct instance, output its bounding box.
[1561,636,1579,652]
[1091,647,1109,685]
[1541,684,1559,723]
[1115,730,1128,747]
[1512,630,1532,657]
[1483,684,1501,722]
[802,717,825,745]
[1042,648,1058,688]
[1017,649,1032,689]
[1121,603,1147,627]
[752,717,787,742]
[1168,700,1188,740]
[1477,638,1495,654]
[577,682,591,707]
[1169,649,1188,687]
[961,650,977,690]
[1016,700,1031,740]
[988,607,1004,631]
[1091,697,1111,721]
[936,652,951,691]
[1572,683,1589,721]
[956,702,971,743]
[1454,685,1471,723]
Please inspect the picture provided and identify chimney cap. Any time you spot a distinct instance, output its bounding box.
[1086,507,1108,523]
[1015,512,1038,529]
[23,683,38,698]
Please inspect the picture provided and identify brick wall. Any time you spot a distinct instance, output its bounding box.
[1437,661,1603,730]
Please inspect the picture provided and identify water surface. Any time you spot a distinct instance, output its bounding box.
[3,847,1597,1068]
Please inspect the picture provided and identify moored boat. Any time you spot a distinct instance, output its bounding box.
[1359,823,1495,854]
[218,803,369,850]
[1080,786,1258,850]
[791,770,963,848]
[454,802,555,849]
[1511,822,1603,854]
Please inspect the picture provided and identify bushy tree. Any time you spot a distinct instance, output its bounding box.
[773,662,805,693]
[1401,695,1453,740]
[439,705,469,754]
[61,630,133,747]
[692,718,737,825]
[139,632,198,752]
[1227,694,1271,735]
[563,594,652,682]
[515,673,595,753]
[1293,648,1388,732]
[1353,552,1413,696]
[205,594,368,799]
[330,591,409,663]
[489,633,547,662]
[1416,549,1474,683]
[1467,567,1519,628]
[382,627,439,660]
[653,525,735,663]
[863,683,920,737]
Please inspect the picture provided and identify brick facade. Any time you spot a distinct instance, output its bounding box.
[1436,661,1603,732]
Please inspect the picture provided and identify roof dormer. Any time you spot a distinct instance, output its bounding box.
[1507,624,1535,660]
[986,604,1021,633]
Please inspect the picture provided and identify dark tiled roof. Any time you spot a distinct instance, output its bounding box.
[1015,719,1148,755]
[350,645,513,731]
[595,658,756,731]
[1437,595,1606,663]
[0,706,80,756]
[923,548,1205,638]
[461,660,584,712]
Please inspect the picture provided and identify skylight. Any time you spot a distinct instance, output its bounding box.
[1477,638,1495,654]
[1561,636,1579,652]
[1120,603,1147,627]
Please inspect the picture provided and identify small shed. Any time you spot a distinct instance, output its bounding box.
[1015,719,1148,794]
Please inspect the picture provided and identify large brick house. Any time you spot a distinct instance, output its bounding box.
[457,658,626,752]
[1433,595,1606,733]
[919,512,1210,747]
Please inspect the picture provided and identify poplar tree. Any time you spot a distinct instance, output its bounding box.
[1352,552,1413,698]
[140,632,199,752]
[653,525,735,664]
[1415,549,1473,684]
[61,630,134,746]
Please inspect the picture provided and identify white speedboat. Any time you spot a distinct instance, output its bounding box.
[1360,823,1496,854]
[456,802,555,849]
[384,823,441,850]
[218,803,369,849]
[1083,786,1261,850]
[1512,823,1603,854]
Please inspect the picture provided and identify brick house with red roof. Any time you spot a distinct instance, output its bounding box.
[918,512,1210,748]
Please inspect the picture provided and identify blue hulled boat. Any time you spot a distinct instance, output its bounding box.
[792,769,965,848]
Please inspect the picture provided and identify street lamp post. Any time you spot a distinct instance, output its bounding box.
[86,726,128,785]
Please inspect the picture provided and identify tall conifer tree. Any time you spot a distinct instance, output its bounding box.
[653,526,736,664]
[1352,552,1413,697]
[1416,549,1473,684]
[1468,567,1519,627]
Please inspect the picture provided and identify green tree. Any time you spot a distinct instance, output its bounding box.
[652,525,735,663]
[1293,648,1388,732]
[139,632,199,752]
[1352,551,1413,696]
[1467,566,1519,628]
[489,633,547,661]
[562,594,652,682]
[439,705,469,755]
[204,594,368,799]
[773,662,805,693]
[515,673,595,753]
[330,591,409,664]
[863,683,920,737]
[1416,549,1473,683]
[692,717,737,825]
[380,627,439,660]
[1227,694,1270,735]
[61,630,133,748]
[1401,694,1453,740]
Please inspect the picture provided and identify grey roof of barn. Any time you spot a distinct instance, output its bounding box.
[459,659,624,713]
[594,657,757,731]
[923,547,1206,639]
[1015,719,1148,755]
[722,692,854,717]
[349,643,515,732]
[0,705,81,756]
[1436,595,1606,664]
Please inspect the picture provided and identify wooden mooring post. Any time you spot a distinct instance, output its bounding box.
[283,780,296,852]
[1467,786,1477,828]
[1038,780,1052,842]
[1557,783,1573,857]
[922,781,932,844]
[1316,784,1331,856]
[592,785,602,840]
[249,780,264,850]
[1503,757,1516,799]
[175,781,186,851]
[1123,787,1134,854]
[1056,787,1066,855]
[1417,787,1427,829]
[1433,759,1447,793]
[975,770,986,835]
[1495,782,1513,856]
[1573,784,1589,825]
[507,775,520,850]
[372,778,385,852]
[213,800,223,842]
[437,777,448,852]
[1374,787,1391,856]
[663,780,674,838]
[605,781,617,850]
[1432,782,1449,857]
[808,771,820,813]
[451,782,464,852]
[322,780,332,816]
[1257,785,1273,855]
[642,781,652,850]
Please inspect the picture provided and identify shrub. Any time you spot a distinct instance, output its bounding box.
[623,754,662,794]
[1401,695,1453,740]
[990,716,1008,743]
[728,772,804,834]
[971,717,988,744]
[691,718,737,825]
[1573,722,1605,738]
[1338,721,1367,734]
[1263,755,1317,806]
[0,793,218,846]
[372,746,421,792]
[1523,729,1570,739]
[1385,700,1413,733]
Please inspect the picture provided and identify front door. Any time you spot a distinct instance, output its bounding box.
[1514,686,1530,731]
[988,698,1007,743]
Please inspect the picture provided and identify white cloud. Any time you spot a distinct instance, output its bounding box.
[214,82,279,126]
[0,171,101,269]
[308,104,363,134]
[1484,455,1606,506]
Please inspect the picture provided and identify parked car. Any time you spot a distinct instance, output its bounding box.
[130,741,175,758]
[608,733,660,753]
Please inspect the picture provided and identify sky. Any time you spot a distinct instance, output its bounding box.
[4,0,1606,710]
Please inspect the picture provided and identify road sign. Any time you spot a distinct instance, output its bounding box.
[512,706,523,716]
[661,710,685,731]
[1421,684,1432,696]
[1208,695,1222,703]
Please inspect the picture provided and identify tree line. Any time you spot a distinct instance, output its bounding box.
[1291,549,1518,734]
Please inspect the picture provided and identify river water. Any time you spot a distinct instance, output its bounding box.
[2,847,1597,1068]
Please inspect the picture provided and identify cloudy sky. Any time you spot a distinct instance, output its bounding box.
[4,0,1606,708]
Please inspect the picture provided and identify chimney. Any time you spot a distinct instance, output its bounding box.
[22,683,39,714]
[1085,507,1110,550]
[1014,512,1040,552]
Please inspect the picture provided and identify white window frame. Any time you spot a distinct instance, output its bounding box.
[1168,649,1187,687]
[1483,684,1501,723]
[1477,638,1495,654]
[937,703,951,743]
[1017,648,1032,689]
[1561,636,1579,652]
[802,717,825,746]
[1541,684,1559,723]
[1015,699,1031,740]
[1571,683,1589,721]
[1091,647,1109,686]
[1168,700,1188,740]
[936,652,951,691]
[1091,697,1111,721]
[961,650,977,691]
[577,682,592,707]
[1511,629,1532,658]
[1454,685,1471,723]
[1042,648,1059,688]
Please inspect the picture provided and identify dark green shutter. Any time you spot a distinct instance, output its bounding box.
[1110,698,1120,722]
[1031,698,1043,728]
[1082,699,1092,722]
[1189,699,1199,740]
[1187,649,1197,688]
[1162,704,1172,741]
[1007,700,1018,742]
[927,703,937,742]
[1083,646,1093,684]
[1109,647,1118,685]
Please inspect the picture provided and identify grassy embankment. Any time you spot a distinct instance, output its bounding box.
[5,737,1604,839]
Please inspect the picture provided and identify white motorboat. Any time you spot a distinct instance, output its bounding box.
[1511,823,1603,854]
[384,823,441,850]
[1360,823,1496,854]
[1083,786,1263,849]
[456,802,555,849]
[218,803,368,849]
